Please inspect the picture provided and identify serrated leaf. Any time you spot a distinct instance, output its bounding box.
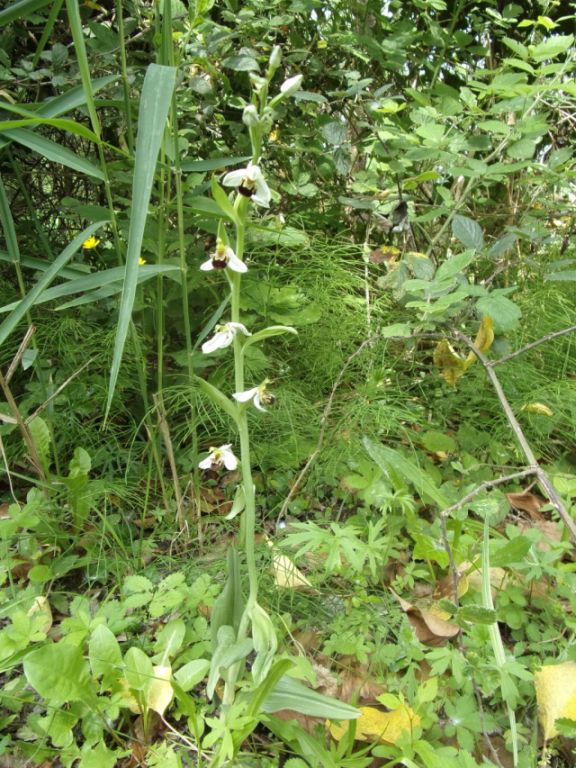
[436,250,476,281]
[458,605,497,624]
[452,215,484,251]
[28,415,51,469]
[222,55,259,71]
[476,295,522,332]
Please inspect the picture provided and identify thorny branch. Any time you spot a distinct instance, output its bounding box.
[453,330,576,543]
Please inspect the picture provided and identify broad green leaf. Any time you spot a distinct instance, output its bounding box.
[174,659,210,692]
[322,121,348,146]
[24,643,92,705]
[207,626,253,699]
[222,55,259,71]
[89,624,122,685]
[105,63,177,420]
[436,250,476,280]
[490,536,532,567]
[421,431,457,453]
[262,676,360,719]
[187,196,226,218]
[488,233,517,258]
[1,129,104,180]
[363,437,449,508]
[476,294,522,333]
[0,222,102,348]
[452,215,484,251]
[502,36,529,60]
[530,35,574,63]
[506,138,537,160]
[78,741,120,768]
[124,646,154,694]
[380,323,412,338]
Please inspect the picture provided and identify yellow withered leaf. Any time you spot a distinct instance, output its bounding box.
[535,662,576,740]
[148,664,173,716]
[329,704,420,744]
[433,340,468,386]
[272,551,315,590]
[521,402,554,417]
[120,665,173,716]
[27,596,53,634]
[465,315,494,364]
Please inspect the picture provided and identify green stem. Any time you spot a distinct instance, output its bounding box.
[116,0,134,155]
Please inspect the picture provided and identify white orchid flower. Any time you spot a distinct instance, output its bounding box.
[200,241,247,273]
[233,379,276,412]
[222,163,271,207]
[201,322,251,354]
[198,444,238,471]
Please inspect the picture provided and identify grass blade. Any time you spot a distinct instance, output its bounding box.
[0,264,180,313]
[0,0,52,26]
[0,223,103,348]
[0,175,20,263]
[2,129,104,180]
[105,63,177,420]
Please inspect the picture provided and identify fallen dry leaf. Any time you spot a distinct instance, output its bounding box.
[329,704,420,744]
[506,490,547,518]
[271,550,315,591]
[392,590,460,646]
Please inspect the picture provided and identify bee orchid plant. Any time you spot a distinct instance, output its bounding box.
[196,48,301,708]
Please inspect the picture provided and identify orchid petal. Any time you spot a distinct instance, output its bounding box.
[233,387,259,403]
[222,168,246,187]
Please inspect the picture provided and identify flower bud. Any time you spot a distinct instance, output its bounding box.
[249,73,267,93]
[268,45,282,70]
[242,104,260,128]
[280,74,303,97]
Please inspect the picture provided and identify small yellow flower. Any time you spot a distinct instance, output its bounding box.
[317,39,327,49]
[138,257,146,265]
[82,235,100,250]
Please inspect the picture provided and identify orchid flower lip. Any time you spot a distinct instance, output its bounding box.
[222,163,271,208]
[200,243,247,273]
